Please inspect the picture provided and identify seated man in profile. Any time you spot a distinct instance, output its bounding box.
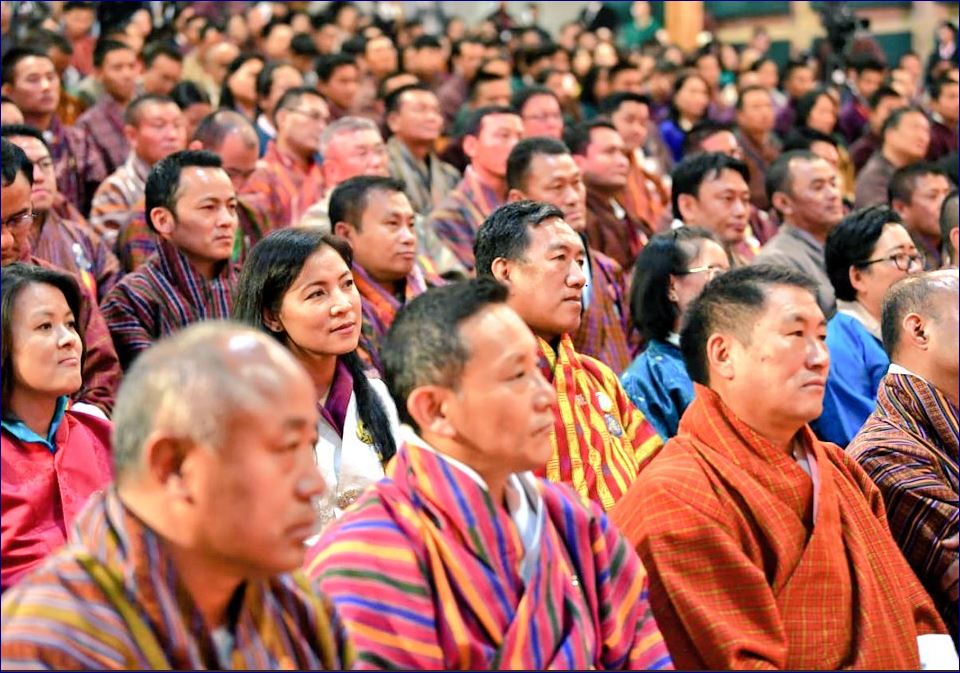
[848,270,960,643]
[475,201,662,511]
[307,279,671,671]
[611,264,955,670]
[1,323,350,670]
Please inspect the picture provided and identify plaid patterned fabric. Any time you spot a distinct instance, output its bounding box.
[306,436,673,670]
[612,384,947,669]
[31,209,122,302]
[572,248,636,375]
[1,490,351,669]
[386,136,461,216]
[585,189,652,272]
[74,96,129,176]
[353,263,440,373]
[424,166,503,273]
[240,141,324,232]
[100,240,237,369]
[25,257,120,414]
[537,334,663,512]
[46,116,107,216]
[848,372,959,640]
[621,153,669,234]
[88,153,150,246]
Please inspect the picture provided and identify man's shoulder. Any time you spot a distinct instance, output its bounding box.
[102,259,163,302]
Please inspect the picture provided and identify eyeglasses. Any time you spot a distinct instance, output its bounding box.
[859,252,925,272]
[1,210,35,231]
[678,264,727,280]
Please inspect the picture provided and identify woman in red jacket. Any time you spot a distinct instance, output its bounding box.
[1,263,112,591]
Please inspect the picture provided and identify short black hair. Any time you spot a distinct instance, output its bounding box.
[931,74,959,102]
[598,91,651,117]
[291,33,319,58]
[881,272,958,358]
[462,105,517,139]
[1,47,52,86]
[735,84,771,111]
[510,85,558,115]
[849,52,886,75]
[273,85,323,119]
[233,227,396,460]
[630,228,721,342]
[33,29,73,56]
[506,136,571,192]
[315,53,356,83]
[0,138,33,187]
[778,58,811,87]
[825,205,904,301]
[412,35,442,51]
[681,264,818,385]
[888,162,949,206]
[781,127,838,153]
[384,82,432,115]
[941,191,959,261]
[0,123,49,152]
[93,38,133,69]
[682,120,735,157]
[144,150,223,232]
[468,70,509,101]
[170,81,210,110]
[474,200,566,278]
[880,105,926,144]
[563,119,616,156]
[671,152,750,217]
[868,84,901,110]
[382,279,510,428]
[142,40,183,68]
[2,263,84,406]
[328,175,405,231]
[124,93,177,126]
[765,150,820,204]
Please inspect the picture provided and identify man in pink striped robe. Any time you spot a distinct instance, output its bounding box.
[306,279,671,670]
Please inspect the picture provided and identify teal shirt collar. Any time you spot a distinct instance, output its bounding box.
[1,396,69,452]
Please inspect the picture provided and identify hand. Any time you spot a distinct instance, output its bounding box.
[940,534,958,603]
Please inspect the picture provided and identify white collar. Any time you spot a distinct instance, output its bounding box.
[665,332,681,347]
[836,299,881,340]
[887,362,925,379]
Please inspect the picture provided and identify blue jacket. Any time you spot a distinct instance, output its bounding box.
[813,311,889,446]
[620,339,694,440]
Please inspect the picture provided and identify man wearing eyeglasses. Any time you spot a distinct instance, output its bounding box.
[241,86,327,231]
[758,150,846,317]
[88,94,187,247]
[1,124,121,301]
[1,138,121,416]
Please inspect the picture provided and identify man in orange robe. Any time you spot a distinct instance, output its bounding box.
[611,264,956,670]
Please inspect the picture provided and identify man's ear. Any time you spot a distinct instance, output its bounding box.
[333,220,355,241]
[150,206,176,237]
[705,332,736,382]
[890,197,908,219]
[386,110,400,135]
[406,386,457,438]
[141,432,195,502]
[771,191,792,219]
[462,134,479,160]
[187,139,203,151]
[123,124,138,145]
[490,257,512,284]
[506,188,525,203]
[903,313,928,350]
[676,193,698,224]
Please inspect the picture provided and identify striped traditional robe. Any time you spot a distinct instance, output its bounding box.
[100,240,237,369]
[847,372,959,642]
[0,490,351,670]
[613,384,948,669]
[538,334,663,512]
[306,436,672,670]
[386,136,461,217]
[572,247,636,375]
[354,263,441,373]
[240,141,324,231]
[424,166,503,273]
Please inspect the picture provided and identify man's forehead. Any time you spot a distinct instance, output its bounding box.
[703,168,748,190]
[531,152,577,176]
[15,56,55,75]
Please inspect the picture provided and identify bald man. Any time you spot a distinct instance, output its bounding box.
[848,270,960,644]
[1,323,350,669]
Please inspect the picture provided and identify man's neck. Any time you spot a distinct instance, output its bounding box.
[23,111,54,131]
[895,355,960,409]
[276,137,312,170]
[6,389,58,438]
[880,145,911,169]
[470,163,506,199]
[118,488,245,632]
[421,433,510,507]
[742,127,768,147]
[584,175,619,197]
[400,136,432,162]
[783,216,828,245]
